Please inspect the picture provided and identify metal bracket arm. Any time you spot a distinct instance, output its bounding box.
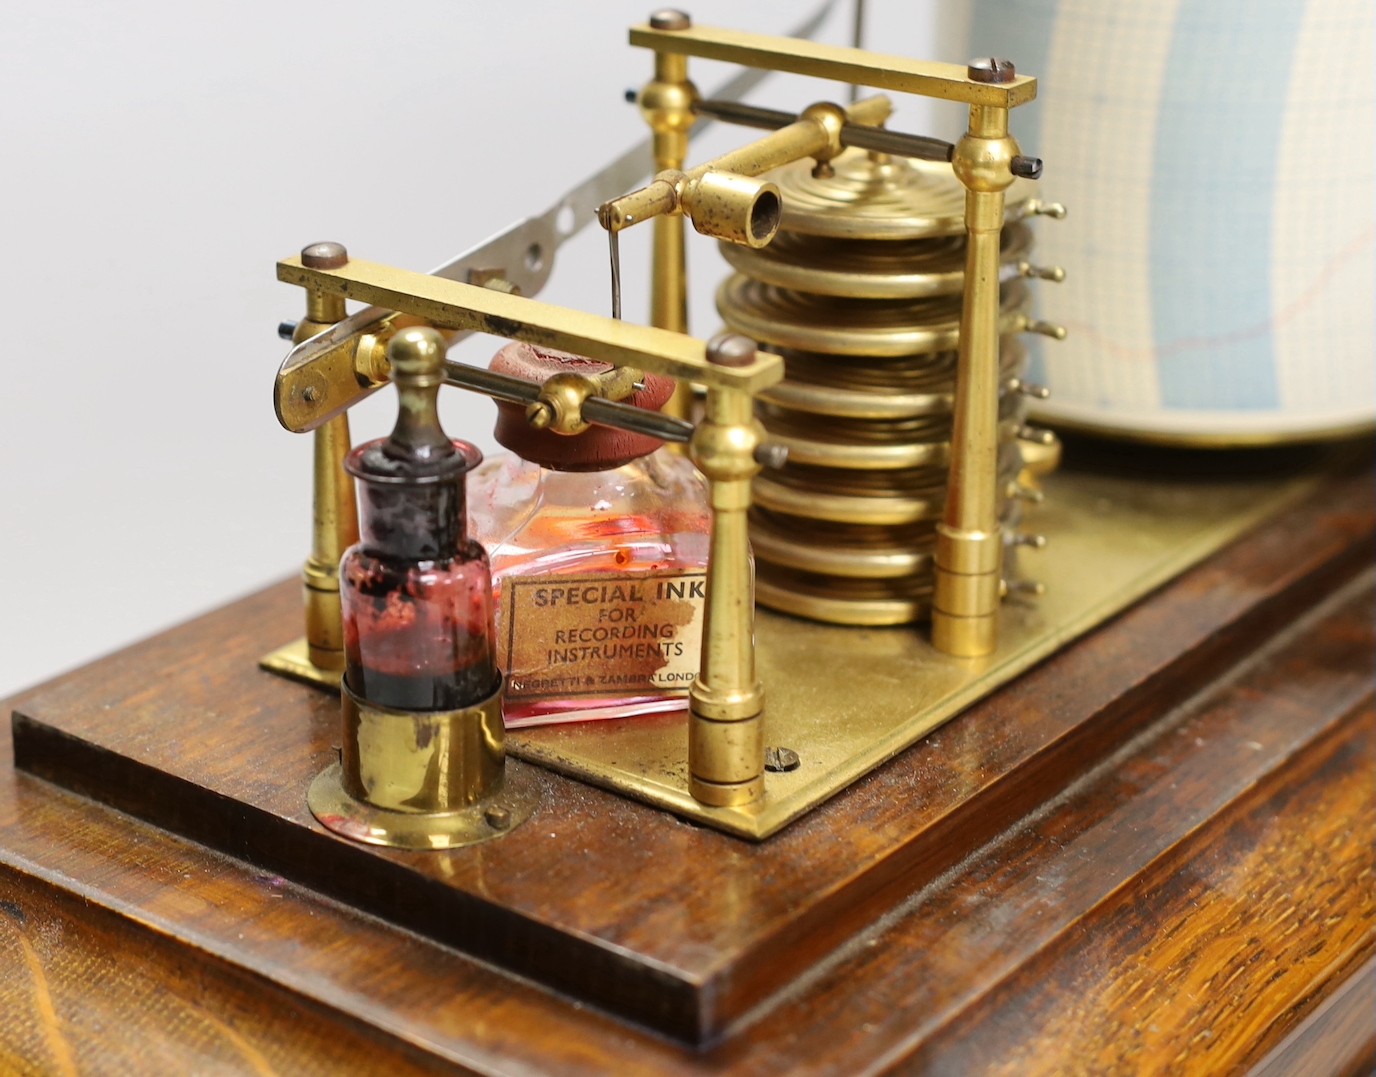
[630,24,1037,108]
[276,256,784,398]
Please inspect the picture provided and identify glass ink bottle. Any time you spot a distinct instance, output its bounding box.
[467,343,712,726]
[312,327,538,852]
[339,333,497,713]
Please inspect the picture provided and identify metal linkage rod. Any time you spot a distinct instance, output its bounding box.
[442,361,693,444]
[694,96,956,163]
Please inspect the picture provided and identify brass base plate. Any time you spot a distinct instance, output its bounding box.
[507,460,1324,840]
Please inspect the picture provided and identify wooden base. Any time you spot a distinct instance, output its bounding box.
[2,455,1373,1071]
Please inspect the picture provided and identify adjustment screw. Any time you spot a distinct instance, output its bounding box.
[967,57,1016,84]
[526,401,555,430]
[705,332,756,368]
[1011,155,1043,180]
[301,241,348,269]
[624,87,639,103]
[277,319,299,341]
[650,9,691,30]
[484,805,512,831]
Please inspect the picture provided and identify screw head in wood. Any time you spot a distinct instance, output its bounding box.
[484,805,512,831]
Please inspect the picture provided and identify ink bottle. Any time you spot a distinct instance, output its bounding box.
[313,328,538,851]
[339,336,497,713]
[467,342,712,726]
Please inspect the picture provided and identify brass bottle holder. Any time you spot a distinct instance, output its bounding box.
[304,328,541,850]
[309,677,540,850]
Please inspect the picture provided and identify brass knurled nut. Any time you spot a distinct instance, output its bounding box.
[935,525,1002,574]
[690,773,767,808]
[689,712,764,784]
[931,610,998,657]
[688,680,763,721]
[933,568,1002,613]
[303,587,346,669]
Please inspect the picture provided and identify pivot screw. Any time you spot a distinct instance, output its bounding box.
[967,57,1016,84]
[525,401,554,430]
[650,9,691,30]
[705,332,756,368]
[301,241,348,269]
[1011,155,1043,180]
[277,319,299,341]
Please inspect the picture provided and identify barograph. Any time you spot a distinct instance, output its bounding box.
[7,6,1370,1067]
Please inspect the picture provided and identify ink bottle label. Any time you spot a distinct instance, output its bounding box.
[501,571,705,703]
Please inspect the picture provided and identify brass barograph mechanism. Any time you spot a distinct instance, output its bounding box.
[265,13,1067,837]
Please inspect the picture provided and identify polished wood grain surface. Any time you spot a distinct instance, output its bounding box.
[0,868,448,1076]
[1,460,1372,1073]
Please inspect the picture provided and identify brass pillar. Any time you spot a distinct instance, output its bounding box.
[689,333,766,806]
[640,9,699,420]
[932,98,1018,657]
[296,242,359,672]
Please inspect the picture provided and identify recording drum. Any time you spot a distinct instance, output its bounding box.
[949,0,1376,445]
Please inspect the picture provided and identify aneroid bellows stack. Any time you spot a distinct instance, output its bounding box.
[717,149,1065,625]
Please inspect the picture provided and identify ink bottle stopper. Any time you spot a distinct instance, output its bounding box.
[468,342,714,727]
[307,327,538,849]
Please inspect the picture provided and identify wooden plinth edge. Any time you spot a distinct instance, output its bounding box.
[2,462,1373,1070]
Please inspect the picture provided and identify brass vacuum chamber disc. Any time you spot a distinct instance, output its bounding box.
[753,475,946,525]
[760,367,1022,420]
[719,222,1033,299]
[755,563,931,626]
[762,341,1027,417]
[718,277,1030,357]
[749,510,934,579]
[758,415,1023,470]
[750,497,1025,582]
[768,148,1041,240]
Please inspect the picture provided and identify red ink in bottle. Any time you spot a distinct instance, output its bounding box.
[340,337,497,712]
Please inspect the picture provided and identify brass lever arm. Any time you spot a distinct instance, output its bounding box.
[597,96,892,244]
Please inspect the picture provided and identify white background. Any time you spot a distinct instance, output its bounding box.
[0,1,941,698]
